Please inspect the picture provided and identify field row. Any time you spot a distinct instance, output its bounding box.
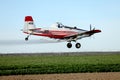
[0,53,120,75]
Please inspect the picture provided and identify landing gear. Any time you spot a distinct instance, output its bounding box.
[67,42,72,48]
[67,42,81,48]
[75,43,81,48]
[25,34,31,41]
[25,37,28,41]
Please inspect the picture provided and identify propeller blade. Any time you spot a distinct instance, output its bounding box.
[90,24,95,30]
[90,24,92,31]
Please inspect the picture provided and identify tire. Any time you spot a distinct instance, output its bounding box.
[25,37,28,41]
[75,43,81,48]
[67,43,72,48]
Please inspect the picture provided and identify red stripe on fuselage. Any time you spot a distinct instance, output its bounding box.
[24,29,78,39]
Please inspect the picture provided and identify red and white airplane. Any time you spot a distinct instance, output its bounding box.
[22,16,101,48]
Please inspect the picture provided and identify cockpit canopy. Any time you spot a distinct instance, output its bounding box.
[51,22,64,28]
[56,22,64,28]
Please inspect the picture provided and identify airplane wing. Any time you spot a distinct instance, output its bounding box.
[62,29,101,41]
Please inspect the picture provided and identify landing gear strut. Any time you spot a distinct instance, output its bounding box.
[67,42,81,48]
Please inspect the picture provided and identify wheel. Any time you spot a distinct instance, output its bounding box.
[25,37,28,41]
[75,43,81,48]
[67,43,72,48]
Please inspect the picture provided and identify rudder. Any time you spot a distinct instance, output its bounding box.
[23,16,36,33]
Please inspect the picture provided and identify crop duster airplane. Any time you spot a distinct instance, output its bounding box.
[22,16,101,48]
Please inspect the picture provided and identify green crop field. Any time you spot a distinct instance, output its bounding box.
[0,52,120,75]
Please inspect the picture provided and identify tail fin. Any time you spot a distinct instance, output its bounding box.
[23,16,36,32]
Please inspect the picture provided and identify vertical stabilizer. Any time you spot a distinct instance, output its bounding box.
[23,16,36,33]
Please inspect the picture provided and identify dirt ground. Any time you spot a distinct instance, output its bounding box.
[0,72,120,80]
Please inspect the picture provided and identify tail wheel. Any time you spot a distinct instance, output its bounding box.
[67,43,72,48]
[25,37,28,41]
[76,43,81,48]
[25,34,31,41]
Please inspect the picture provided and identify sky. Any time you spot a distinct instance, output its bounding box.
[0,0,120,53]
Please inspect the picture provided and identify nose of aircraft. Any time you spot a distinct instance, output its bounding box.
[94,30,101,33]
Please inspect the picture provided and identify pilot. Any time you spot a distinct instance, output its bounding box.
[57,22,63,28]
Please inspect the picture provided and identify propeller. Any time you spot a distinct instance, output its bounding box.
[90,24,95,31]
[89,24,96,39]
[90,24,92,31]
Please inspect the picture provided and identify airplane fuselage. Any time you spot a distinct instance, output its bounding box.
[24,28,86,39]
